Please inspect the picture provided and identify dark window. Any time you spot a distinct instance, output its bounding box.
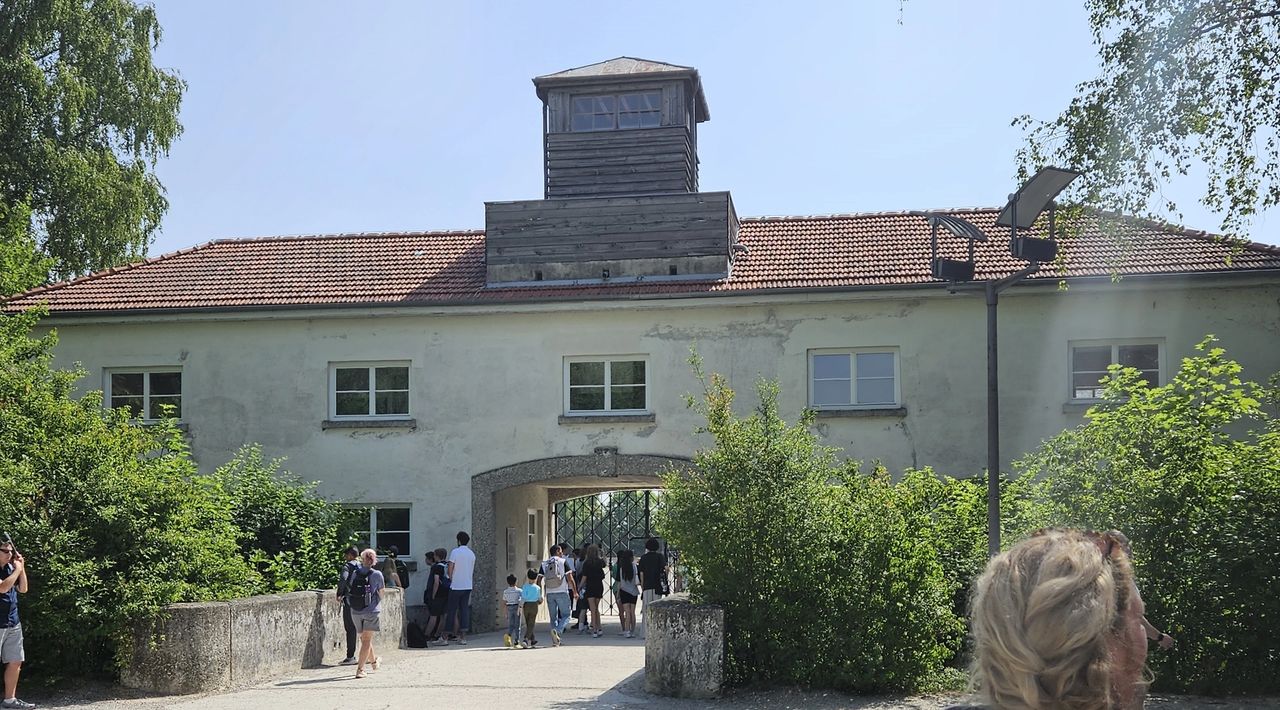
[571,91,661,131]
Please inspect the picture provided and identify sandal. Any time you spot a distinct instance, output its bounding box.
[371,656,381,671]
[355,670,366,679]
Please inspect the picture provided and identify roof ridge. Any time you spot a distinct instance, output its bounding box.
[208,229,486,245]
[742,207,999,222]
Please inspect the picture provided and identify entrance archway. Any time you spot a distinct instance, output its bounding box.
[470,452,692,632]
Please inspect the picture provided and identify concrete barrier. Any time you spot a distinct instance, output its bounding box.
[121,588,404,695]
[644,593,725,699]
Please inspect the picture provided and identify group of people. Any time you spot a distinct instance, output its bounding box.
[501,537,669,648]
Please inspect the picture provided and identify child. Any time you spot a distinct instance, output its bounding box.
[520,568,542,648]
[502,574,522,648]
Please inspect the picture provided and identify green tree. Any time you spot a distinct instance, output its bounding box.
[0,309,255,680]
[0,0,184,290]
[1017,337,1280,694]
[1016,1,1280,239]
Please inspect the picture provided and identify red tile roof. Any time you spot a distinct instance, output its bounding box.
[6,208,1280,315]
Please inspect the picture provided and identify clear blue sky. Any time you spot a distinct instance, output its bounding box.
[145,0,1279,255]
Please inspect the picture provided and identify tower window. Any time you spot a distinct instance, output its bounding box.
[571,91,661,131]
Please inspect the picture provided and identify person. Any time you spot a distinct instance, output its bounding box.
[0,540,34,709]
[637,537,666,637]
[427,547,451,645]
[520,568,542,648]
[349,548,385,679]
[613,548,639,638]
[964,528,1151,710]
[540,544,578,646]
[581,544,607,638]
[567,547,585,631]
[1108,530,1176,651]
[444,531,476,644]
[502,574,523,648]
[335,546,361,665]
[380,545,403,588]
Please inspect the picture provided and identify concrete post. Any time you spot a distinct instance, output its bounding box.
[644,593,724,698]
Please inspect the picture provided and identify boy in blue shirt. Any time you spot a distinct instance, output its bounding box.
[519,569,542,648]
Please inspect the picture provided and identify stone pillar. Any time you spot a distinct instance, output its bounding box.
[644,593,724,698]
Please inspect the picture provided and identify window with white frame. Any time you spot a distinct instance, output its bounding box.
[1070,340,1162,400]
[571,91,662,131]
[105,368,183,420]
[527,509,541,561]
[352,506,411,556]
[564,357,649,413]
[808,349,900,409]
[330,362,410,418]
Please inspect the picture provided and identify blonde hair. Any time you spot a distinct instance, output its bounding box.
[969,529,1137,710]
[360,548,378,567]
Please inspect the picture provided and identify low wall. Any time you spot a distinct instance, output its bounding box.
[644,593,725,699]
[121,588,404,695]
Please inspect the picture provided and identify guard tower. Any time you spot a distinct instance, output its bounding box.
[485,57,738,286]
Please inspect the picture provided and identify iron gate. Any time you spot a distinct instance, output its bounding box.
[553,489,662,614]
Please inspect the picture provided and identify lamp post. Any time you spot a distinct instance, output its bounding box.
[913,166,1081,556]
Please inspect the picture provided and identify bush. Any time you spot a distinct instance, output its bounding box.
[659,357,961,692]
[0,310,257,680]
[1017,336,1280,694]
[209,445,361,592]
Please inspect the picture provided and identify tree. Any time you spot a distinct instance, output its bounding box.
[0,0,184,291]
[1017,337,1280,694]
[1017,1,1280,239]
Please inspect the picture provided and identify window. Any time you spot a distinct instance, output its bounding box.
[527,509,541,561]
[808,349,899,409]
[330,362,410,418]
[353,506,410,556]
[571,91,662,131]
[105,369,182,420]
[564,357,648,413]
[1070,341,1161,400]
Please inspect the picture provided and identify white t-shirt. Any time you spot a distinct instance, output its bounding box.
[447,544,476,590]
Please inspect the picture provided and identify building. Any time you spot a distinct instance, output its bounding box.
[6,58,1280,628]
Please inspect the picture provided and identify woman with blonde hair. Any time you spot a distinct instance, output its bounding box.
[964,529,1150,710]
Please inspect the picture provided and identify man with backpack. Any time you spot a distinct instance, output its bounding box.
[347,548,385,679]
[334,546,360,665]
[540,544,577,646]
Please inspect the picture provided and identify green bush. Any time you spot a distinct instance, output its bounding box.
[209,445,361,592]
[1017,337,1280,694]
[659,358,962,692]
[0,310,257,679]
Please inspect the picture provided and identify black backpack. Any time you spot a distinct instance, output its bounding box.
[432,561,451,598]
[406,621,428,647]
[395,559,410,591]
[347,567,373,611]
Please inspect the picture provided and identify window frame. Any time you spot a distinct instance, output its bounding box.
[807,348,901,410]
[328,361,412,420]
[351,505,412,559]
[569,90,663,132]
[1068,339,1164,402]
[103,367,184,421]
[563,356,650,415]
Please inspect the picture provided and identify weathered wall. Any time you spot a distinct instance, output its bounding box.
[644,593,724,698]
[121,589,404,695]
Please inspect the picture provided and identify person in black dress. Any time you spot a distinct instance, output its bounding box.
[581,544,608,638]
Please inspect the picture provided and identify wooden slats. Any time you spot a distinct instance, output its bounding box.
[545,126,697,198]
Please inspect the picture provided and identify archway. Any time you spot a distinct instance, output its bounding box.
[470,452,692,632]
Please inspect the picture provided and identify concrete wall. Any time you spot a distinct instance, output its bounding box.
[121,589,404,695]
[645,593,725,698]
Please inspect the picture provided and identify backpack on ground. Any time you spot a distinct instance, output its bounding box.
[347,567,373,611]
[406,621,428,647]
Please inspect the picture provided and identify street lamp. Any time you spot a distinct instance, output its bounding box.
[914,166,1081,556]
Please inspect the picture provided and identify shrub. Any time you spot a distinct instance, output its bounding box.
[1017,336,1280,694]
[659,357,961,692]
[0,310,257,680]
[209,445,361,592]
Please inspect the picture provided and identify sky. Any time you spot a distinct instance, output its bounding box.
[144,0,1280,256]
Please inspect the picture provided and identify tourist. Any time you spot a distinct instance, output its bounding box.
[963,528,1150,709]
[637,537,666,637]
[427,547,451,645]
[379,545,403,588]
[568,547,586,631]
[581,544,607,638]
[0,539,34,709]
[501,574,523,648]
[335,545,360,665]
[444,531,476,644]
[541,544,577,646]
[520,568,542,648]
[350,548,385,679]
[613,548,639,638]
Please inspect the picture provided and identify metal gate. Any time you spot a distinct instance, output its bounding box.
[553,489,662,614]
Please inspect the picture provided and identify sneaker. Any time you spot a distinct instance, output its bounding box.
[354,670,366,679]
[433,637,449,646]
[592,630,603,638]
[625,630,634,638]
[550,629,560,646]
[455,637,467,645]
[519,639,529,649]
[338,656,358,666]
[503,634,513,648]
[371,656,381,671]
[530,638,538,647]
[1,700,36,709]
